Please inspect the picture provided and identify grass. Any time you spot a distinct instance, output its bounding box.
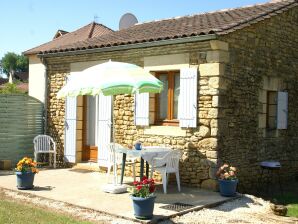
[0,198,93,224]
[275,193,298,218]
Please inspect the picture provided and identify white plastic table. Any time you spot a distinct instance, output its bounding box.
[116,146,172,184]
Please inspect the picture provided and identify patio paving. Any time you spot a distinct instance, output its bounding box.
[0,168,237,223]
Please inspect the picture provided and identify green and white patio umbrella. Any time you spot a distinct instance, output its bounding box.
[57,60,163,193]
[57,60,163,98]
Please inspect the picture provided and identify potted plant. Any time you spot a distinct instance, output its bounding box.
[129,176,156,220]
[15,157,38,190]
[216,164,238,197]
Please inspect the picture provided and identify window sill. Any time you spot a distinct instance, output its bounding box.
[155,121,179,126]
[143,125,187,137]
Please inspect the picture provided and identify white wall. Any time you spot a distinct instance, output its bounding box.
[70,60,107,73]
[144,53,190,71]
[28,55,46,103]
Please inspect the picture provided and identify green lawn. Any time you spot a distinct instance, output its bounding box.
[287,204,298,217]
[275,193,298,218]
[0,198,93,224]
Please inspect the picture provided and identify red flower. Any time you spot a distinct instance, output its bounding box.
[131,177,156,197]
[148,178,154,184]
[133,181,139,186]
[149,185,155,193]
[142,179,149,184]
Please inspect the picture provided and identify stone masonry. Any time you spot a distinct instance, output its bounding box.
[44,6,298,192]
[45,40,222,190]
[218,7,298,193]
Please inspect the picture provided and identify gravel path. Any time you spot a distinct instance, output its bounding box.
[164,194,297,224]
[1,188,297,224]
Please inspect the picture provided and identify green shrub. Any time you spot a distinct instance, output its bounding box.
[0,83,24,94]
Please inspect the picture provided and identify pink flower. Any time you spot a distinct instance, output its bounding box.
[136,185,142,191]
[229,171,235,176]
[230,166,236,172]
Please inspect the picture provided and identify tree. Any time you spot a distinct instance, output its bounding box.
[0,52,29,82]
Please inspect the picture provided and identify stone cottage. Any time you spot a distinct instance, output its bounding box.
[24,0,298,193]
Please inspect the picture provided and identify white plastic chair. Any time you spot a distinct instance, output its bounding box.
[151,150,181,194]
[107,143,136,182]
[33,135,56,168]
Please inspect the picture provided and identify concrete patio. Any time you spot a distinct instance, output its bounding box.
[0,168,237,223]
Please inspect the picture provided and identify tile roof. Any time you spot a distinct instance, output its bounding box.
[25,0,297,55]
[24,22,113,55]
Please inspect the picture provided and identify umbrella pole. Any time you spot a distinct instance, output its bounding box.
[112,95,117,185]
[102,95,127,193]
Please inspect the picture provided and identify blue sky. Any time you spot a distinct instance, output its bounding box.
[0,0,267,59]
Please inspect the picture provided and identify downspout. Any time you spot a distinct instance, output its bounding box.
[39,56,48,135]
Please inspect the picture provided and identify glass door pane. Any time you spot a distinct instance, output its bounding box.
[159,74,168,120]
[173,73,180,119]
[86,96,96,146]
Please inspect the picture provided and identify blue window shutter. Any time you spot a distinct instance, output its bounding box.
[97,93,112,166]
[64,96,77,163]
[135,92,149,126]
[277,91,288,129]
[178,68,197,128]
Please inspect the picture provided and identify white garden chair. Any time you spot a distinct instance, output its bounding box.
[150,150,181,194]
[107,143,137,182]
[33,135,56,168]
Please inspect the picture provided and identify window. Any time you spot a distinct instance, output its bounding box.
[266,91,277,129]
[155,71,180,125]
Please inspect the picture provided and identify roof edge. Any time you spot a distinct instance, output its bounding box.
[23,22,114,56]
[216,0,298,35]
[37,34,217,58]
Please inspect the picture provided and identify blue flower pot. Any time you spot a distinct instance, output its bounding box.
[218,179,238,197]
[135,143,142,150]
[131,196,156,220]
[16,171,35,190]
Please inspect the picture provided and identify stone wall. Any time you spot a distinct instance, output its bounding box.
[43,7,298,192]
[46,63,68,166]
[218,7,298,193]
[44,41,223,189]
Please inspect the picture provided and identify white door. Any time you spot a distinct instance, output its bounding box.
[64,96,77,163]
[96,94,112,167]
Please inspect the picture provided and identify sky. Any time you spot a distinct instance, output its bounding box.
[0,0,268,60]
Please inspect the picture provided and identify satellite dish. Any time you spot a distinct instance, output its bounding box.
[119,13,138,30]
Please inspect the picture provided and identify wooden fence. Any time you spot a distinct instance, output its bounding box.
[0,94,44,165]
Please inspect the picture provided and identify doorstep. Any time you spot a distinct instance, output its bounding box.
[72,162,102,172]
